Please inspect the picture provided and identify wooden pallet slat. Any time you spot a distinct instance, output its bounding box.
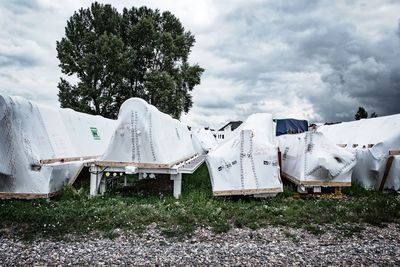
[389,150,400,156]
[91,154,198,169]
[40,155,99,165]
[0,192,57,200]
[68,164,85,186]
[213,187,282,196]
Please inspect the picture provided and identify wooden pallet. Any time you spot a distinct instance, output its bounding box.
[282,172,350,199]
[283,172,351,187]
[293,187,343,199]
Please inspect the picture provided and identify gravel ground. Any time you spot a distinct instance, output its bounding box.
[0,223,399,266]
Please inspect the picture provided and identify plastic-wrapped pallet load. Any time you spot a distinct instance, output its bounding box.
[0,94,116,198]
[278,131,356,186]
[191,128,219,154]
[102,98,196,164]
[206,113,283,196]
[318,114,400,190]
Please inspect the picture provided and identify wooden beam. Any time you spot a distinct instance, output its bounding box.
[92,161,171,168]
[389,150,400,156]
[92,154,198,169]
[379,155,395,191]
[282,172,351,187]
[334,187,342,196]
[213,187,282,196]
[0,192,57,200]
[40,155,99,165]
[282,171,301,184]
[67,164,85,186]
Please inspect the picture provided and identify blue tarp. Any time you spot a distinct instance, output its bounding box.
[275,119,308,136]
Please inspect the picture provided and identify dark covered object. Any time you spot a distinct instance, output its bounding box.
[276,119,308,136]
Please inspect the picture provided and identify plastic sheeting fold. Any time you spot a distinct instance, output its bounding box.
[318,114,400,190]
[0,94,116,195]
[191,128,218,155]
[206,113,283,195]
[102,98,196,164]
[278,131,356,184]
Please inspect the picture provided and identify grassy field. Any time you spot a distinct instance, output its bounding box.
[0,164,399,240]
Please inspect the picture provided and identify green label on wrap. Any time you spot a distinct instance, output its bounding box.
[90,127,101,140]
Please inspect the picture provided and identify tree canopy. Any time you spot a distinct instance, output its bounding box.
[370,112,378,118]
[354,106,368,120]
[56,2,204,119]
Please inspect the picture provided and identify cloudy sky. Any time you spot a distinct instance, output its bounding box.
[1,0,399,128]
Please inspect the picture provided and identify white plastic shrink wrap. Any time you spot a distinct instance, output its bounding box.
[206,113,283,196]
[318,114,400,190]
[191,128,218,154]
[278,131,356,184]
[102,98,197,164]
[0,95,116,196]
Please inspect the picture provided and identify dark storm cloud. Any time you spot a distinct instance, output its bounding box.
[197,0,400,122]
[314,33,400,120]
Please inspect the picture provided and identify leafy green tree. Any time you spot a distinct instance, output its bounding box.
[355,106,368,120]
[370,112,378,118]
[56,3,204,119]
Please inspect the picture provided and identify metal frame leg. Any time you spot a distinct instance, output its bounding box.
[99,176,106,195]
[297,185,307,194]
[90,165,98,196]
[171,173,182,199]
[90,165,104,197]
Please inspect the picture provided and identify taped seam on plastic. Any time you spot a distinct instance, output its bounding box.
[131,111,136,162]
[304,131,325,179]
[134,111,141,162]
[248,131,260,189]
[239,131,245,190]
[304,132,308,177]
[148,113,157,162]
[307,131,314,153]
[329,156,357,178]
[304,131,326,178]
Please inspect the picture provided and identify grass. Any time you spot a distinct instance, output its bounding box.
[0,164,399,240]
